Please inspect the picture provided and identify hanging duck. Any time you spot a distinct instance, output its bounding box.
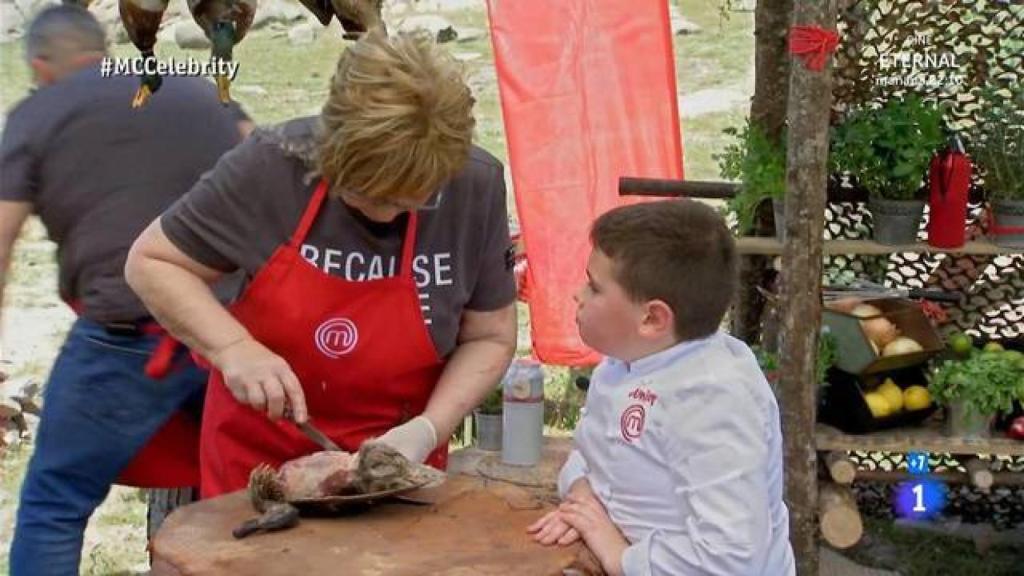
[298,0,383,40]
[186,0,257,103]
[119,0,171,107]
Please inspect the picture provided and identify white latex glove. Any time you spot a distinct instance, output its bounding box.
[375,415,438,464]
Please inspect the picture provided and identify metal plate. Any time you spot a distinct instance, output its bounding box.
[285,464,446,514]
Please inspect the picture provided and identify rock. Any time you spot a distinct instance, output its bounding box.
[414,0,482,12]
[455,26,485,43]
[452,52,481,62]
[397,14,456,43]
[0,3,26,37]
[235,84,268,96]
[174,19,211,50]
[251,0,306,30]
[288,22,317,46]
[671,17,701,36]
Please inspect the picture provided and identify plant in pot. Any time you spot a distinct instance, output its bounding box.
[715,120,787,238]
[928,348,1024,438]
[830,95,946,245]
[970,86,1024,248]
[474,385,503,451]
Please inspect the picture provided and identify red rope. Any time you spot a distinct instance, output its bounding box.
[789,26,840,71]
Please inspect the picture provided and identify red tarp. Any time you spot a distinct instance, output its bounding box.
[487,0,684,365]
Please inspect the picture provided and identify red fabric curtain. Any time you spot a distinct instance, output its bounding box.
[487,0,684,365]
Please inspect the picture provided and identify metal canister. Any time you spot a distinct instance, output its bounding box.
[501,359,545,466]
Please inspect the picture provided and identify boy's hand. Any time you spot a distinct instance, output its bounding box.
[527,509,580,546]
[561,494,628,576]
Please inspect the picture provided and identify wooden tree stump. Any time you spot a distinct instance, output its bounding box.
[819,483,863,549]
[824,451,857,485]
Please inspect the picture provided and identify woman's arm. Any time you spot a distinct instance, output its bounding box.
[424,303,517,441]
[125,220,308,422]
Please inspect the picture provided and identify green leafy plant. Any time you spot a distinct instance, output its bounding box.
[751,329,837,386]
[830,95,946,201]
[928,349,1024,416]
[476,385,503,415]
[970,86,1024,201]
[715,120,787,234]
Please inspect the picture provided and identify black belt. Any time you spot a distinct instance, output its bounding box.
[103,318,156,337]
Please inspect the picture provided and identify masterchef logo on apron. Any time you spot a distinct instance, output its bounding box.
[315,317,359,358]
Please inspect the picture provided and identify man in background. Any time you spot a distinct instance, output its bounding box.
[0,5,250,574]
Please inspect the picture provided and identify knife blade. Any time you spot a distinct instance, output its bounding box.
[296,419,343,452]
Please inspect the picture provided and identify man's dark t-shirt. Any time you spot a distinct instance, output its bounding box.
[0,62,247,322]
[160,117,517,358]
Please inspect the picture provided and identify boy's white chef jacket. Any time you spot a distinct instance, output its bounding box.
[559,332,796,576]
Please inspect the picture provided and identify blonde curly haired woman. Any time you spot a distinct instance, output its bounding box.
[126,30,517,497]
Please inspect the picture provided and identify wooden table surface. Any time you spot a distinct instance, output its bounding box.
[150,437,598,575]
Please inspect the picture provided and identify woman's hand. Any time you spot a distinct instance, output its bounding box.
[211,338,308,422]
[527,509,581,546]
[560,493,629,576]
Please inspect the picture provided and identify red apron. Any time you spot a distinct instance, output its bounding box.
[199,180,446,498]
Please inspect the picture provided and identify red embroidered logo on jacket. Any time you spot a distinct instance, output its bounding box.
[620,404,646,442]
[628,387,658,407]
[314,317,359,358]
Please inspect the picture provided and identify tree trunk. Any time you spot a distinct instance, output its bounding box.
[778,0,836,573]
[732,0,793,345]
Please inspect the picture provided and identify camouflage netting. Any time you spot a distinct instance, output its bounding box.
[826,0,1024,528]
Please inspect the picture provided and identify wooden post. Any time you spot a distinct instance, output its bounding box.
[778,1,836,574]
[732,0,793,344]
[818,483,863,549]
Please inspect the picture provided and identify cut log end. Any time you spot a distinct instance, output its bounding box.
[819,483,863,549]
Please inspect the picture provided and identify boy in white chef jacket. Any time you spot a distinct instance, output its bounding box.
[529,200,795,576]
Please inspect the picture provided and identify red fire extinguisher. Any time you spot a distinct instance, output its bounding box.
[927,136,972,249]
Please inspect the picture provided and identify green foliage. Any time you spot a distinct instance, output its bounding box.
[477,385,504,415]
[928,349,1024,416]
[751,329,837,387]
[830,96,946,201]
[715,120,788,234]
[970,86,1024,201]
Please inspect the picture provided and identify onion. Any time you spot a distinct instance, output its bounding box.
[862,317,899,348]
[882,336,924,357]
[826,297,863,313]
[850,304,883,318]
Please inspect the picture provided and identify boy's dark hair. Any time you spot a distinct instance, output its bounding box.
[590,199,737,342]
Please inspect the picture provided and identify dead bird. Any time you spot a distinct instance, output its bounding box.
[232,502,300,539]
[186,0,256,102]
[248,442,438,513]
[118,0,170,107]
[297,0,383,40]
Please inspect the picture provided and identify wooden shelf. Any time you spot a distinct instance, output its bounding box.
[737,237,1023,256]
[816,423,1024,456]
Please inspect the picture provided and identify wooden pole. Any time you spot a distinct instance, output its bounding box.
[732,0,793,345]
[778,1,837,574]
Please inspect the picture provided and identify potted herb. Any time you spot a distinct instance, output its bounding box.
[831,96,946,245]
[474,386,503,451]
[971,87,1024,247]
[715,121,787,238]
[928,347,1024,438]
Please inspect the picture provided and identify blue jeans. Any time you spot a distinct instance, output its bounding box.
[9,318,206,576]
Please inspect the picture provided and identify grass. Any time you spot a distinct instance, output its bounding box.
[846,518,1024,576]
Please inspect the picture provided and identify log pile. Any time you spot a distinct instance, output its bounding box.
[0,374,42,451]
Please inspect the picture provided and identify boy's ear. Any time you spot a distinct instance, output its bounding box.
[639,299,675,339]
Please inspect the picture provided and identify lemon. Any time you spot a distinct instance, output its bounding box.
[903,386,931,411]
[864,392,892,418]
[983,341,1004,353]
[878,380,904,413]
[948,332,973,357]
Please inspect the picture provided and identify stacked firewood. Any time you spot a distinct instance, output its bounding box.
[0,373,41,450]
